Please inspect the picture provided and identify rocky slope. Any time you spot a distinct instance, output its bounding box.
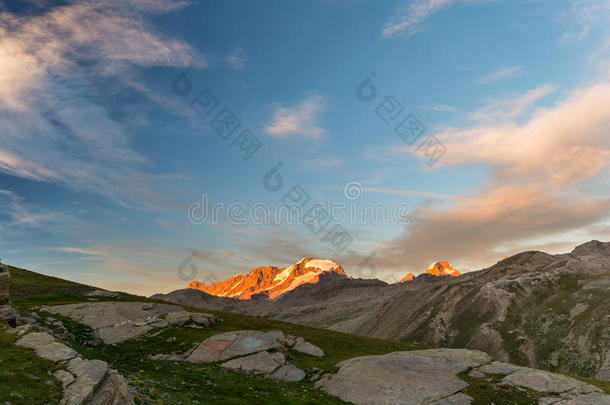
[156,241,610,382]
[187,257,348,299]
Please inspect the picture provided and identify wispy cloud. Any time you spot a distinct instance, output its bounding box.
[265,94,327,141]
[0,189,65,229]
[225,47,246,70]
[561,0,610,41]
[49,247,107,257]
[419,104,457,112]
[0,0,202,208]
[307,156,344,169]
[382,0,458,37]
[469,84,556,122]
[476,66,524,84]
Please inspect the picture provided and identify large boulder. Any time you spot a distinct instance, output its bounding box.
[40,302,217,344]
[221,351,286,375]
[0,260,17,326]
[268,364,307,382]
[153,329,309,382]
[292,337,324,357]
[316,349,491,405]
[186,330,282,363]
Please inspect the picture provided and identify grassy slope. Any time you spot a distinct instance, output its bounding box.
[0,330,63,404]
[3,266,609,404]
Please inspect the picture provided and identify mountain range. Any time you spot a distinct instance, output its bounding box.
[187,258,460,300]
[187,258,348,299]
[153,240,610,382]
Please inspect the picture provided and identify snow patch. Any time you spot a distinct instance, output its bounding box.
[283,272,320,293]
[305,259,337,272]
[272,265,294,284]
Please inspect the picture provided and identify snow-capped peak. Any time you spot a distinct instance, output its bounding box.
[304,259,338,272]
[187,257,347,300]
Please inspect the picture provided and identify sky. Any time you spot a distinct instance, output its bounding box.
[1,0,609,296]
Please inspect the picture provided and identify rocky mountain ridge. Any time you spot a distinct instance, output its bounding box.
[187,257,348,299]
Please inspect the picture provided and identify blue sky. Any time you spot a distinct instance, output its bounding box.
[1,0,609,295]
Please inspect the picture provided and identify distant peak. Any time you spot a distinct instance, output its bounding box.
[425,261,460,277]
[571,240,610,256]
[400,261,460,282]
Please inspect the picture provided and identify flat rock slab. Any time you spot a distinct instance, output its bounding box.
[84,290,120,299]
[268,364,307,382]
[16,332,56,349]
[502,369,601,394]
[186,330,282,363]
[293,337,324,357]
[316,349,491,405]
[35,342,78,363]
[53,370,76,388]
[540,393,610,405]
[40,302,186,344]
[477,361,522,375]
[221,351,285,375]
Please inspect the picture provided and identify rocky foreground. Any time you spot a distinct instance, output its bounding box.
[5,299,610,404]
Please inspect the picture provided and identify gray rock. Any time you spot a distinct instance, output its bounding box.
[317,349,491,405]
[268,364,307,382]
[467,369,485,378]
[16,332,56,349]
[89,368,135,405]
[53,370,75,388]
[0,263,16,326]
[164,311,191,326]
[190,312,217,326]
[540,393,610,404]
[430,392,474,405]
[149,353,186,362]
[62,357,109,405]
[267,330,296,346]
[5,324,33,336]
[35,342,78,362]
[502,369,601,394]
[41,302,185,344]
[84,290,120,299]
[293,339,324,357]
[477,361,523,375]
[221,351,285,375]
[0,304,17,325]
[186,330,281,363]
